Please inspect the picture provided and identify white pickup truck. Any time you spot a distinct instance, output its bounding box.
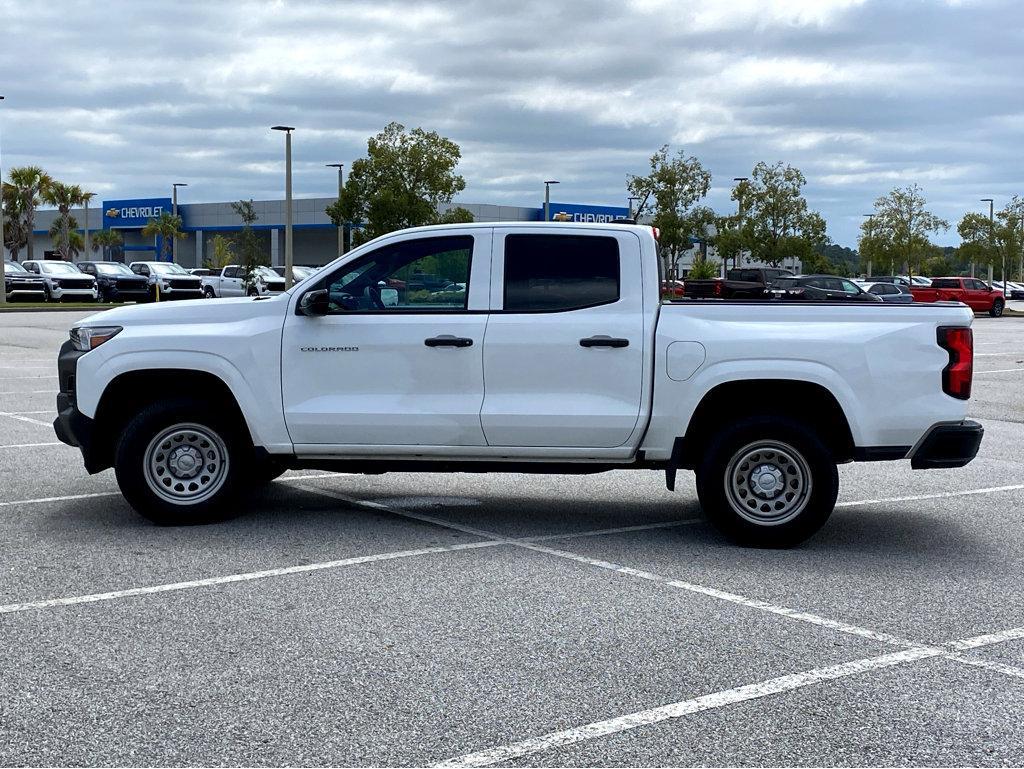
[54,222,982,545]
[201,265,287,298]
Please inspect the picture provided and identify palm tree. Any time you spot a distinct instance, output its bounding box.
[2,181,28,260]
[7,166,51,261]
[43,181,87,261]
[141,212,186,261]
[91,229,124,261]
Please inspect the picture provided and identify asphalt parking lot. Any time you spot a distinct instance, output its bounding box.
[1,309,1023,767]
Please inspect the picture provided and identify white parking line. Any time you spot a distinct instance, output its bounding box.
[0,375,57,380]
[0,389,58,395]
[0,411,53,426]
[0,540,505,616]
[434,646,945,767]
[0,491,119,508]
[0,442,65,450]
[974,368,1024,374]
[835,484,1024,507]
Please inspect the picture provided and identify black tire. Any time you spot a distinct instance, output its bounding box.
[990,299,1004,318]
[114,398,251,525]
[203,286,216,299]
[695,415,839,547]
[43,285,53,303]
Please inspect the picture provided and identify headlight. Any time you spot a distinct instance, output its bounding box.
[69,326,122,352]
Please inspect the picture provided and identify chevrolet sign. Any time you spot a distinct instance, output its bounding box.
[102,197,174,228]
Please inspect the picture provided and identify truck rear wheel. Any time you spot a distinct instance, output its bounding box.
[695,415,838,547]
[114,398,250,525]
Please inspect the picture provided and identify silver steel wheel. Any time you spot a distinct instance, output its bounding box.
[724,440,812,526]
[144,423,230,506]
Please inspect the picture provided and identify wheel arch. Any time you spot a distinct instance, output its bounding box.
[675,378,856,468]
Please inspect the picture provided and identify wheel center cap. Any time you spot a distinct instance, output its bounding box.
[750,464,784,497]
[169,446,202,478]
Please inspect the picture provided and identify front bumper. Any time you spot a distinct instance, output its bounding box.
[51,287,98,301]
[52,341,102,472]
[909,420,984,469]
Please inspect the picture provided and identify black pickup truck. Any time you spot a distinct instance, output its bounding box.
[683,268,794,299]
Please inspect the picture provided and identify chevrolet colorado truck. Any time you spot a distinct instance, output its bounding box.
[54,222,983,546]
[910,277,1006,317]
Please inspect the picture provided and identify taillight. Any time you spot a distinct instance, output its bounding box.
[651,227,660,241]
[938,326,973,400]
[714,281,722,297]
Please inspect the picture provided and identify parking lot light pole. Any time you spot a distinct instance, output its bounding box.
[326,163,344,257]
[171,183,188,264]
[981,198,995,289]
[272,126,296,288]
[862,214,875,278]
[627,196,640,219]
[733,177,748,270]
[0,95,5,306]
[544,180,559,222]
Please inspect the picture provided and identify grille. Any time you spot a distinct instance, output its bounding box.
[116,279,148,290]
[168,279,202,290]
[58,279,94,290]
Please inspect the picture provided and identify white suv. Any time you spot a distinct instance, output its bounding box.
[21,260,98,302]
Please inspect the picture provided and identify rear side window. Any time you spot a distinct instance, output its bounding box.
[932,278,959,289]
[503,235,619,312]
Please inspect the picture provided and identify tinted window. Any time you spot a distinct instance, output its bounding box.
[322,235,472,313]
[503,235,619,312]
[932,278,959,289]
[840,280,861,293]
[970,279,988,291]
[773,278,797,288]
[223,267,239,278]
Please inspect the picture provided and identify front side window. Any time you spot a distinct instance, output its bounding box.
[840,280,861,293]
[503,234,619,312]
[321,235,473,313]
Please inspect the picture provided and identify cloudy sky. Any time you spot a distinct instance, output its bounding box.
[1,0,1020,245]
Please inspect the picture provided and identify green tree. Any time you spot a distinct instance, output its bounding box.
[686,256,720,280]
[330,122,468,245]
[864,184,948,275]
[2,181,29,260]
[230,200,267,286]
[91,229,124,261]
[957,196,1024,284]
[734,162,828,268]
[141,211,186,262]
[7,166,52,261]
[42,181,89,261]
[627,144,713,280]
[206,234,235,269]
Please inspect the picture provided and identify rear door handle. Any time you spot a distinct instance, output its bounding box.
[425,335,473,348]
[580,336,629,348]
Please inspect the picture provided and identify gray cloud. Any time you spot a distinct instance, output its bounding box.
[1,0,1020,245]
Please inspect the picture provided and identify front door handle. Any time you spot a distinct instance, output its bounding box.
[580,336,629,348]
[425,335,473,348]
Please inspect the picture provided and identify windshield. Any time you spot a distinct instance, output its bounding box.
[39,262,83,275]
[292,266,315,280]
[4,260,28,273]
[149,263,190,275]
[254,266,280,280]
[93,263,134,276]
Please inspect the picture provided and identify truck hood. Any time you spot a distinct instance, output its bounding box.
[76,295,290,328]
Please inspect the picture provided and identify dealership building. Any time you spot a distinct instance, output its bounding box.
[18,197,631,269]
[15,195,801,275]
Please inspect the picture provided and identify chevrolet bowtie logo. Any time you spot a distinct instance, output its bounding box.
[106,208,120,218]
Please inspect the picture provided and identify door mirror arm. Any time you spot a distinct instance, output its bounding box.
[298,289,331,316]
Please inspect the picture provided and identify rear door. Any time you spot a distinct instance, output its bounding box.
[480,229,645,448]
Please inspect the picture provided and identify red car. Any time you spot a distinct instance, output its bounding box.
[910,277,1006,317]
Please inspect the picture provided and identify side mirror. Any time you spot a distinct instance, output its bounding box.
[299,289,331,316]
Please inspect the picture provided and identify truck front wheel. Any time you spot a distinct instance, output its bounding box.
[114,399,251,525]
[990,299,1004,318]
[695,416,838,547]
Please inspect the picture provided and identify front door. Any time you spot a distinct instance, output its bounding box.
[480,230,645,449]
[282,231,491,448]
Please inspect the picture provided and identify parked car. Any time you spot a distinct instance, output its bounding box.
[56,222,981,547]
[864,282,914,304]
[128,261,204,300]
[4,260,47,301]
[992,281,1024,300]
[910,277,1005,317]
[77,261,151,303]
[660,280,685,298]
[21,260,98,302]
[270,265,318,281]
[201,265,286,298]
[868,275,913,287]
[769,275,883,302]
[189,268,212,278]
[683,267,794,299]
